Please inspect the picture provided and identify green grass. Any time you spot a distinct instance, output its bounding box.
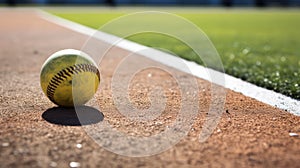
[48,8,300,100]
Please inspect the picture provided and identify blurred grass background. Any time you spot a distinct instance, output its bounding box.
[49,8,300,99]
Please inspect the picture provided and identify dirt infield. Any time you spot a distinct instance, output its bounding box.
[1,9,300,168]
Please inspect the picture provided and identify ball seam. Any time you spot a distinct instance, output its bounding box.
[46,63,100,105]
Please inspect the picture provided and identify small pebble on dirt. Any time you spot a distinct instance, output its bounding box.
[1,142,9,147]
[76,144,82,149]
[50,161,57,167]
[289,132,298,137]
[69,162,80,168]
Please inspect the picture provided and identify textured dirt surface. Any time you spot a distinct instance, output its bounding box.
[1,9,300,168]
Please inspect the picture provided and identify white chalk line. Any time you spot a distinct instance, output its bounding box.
[37,9,300,116]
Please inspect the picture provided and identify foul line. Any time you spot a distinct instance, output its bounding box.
[37,9,300,116]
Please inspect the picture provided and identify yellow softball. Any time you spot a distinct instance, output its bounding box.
[40,49,100,107]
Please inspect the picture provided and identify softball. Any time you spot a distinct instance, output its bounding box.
[40,49,100,107]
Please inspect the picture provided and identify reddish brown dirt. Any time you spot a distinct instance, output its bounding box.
[0,9,300,168]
